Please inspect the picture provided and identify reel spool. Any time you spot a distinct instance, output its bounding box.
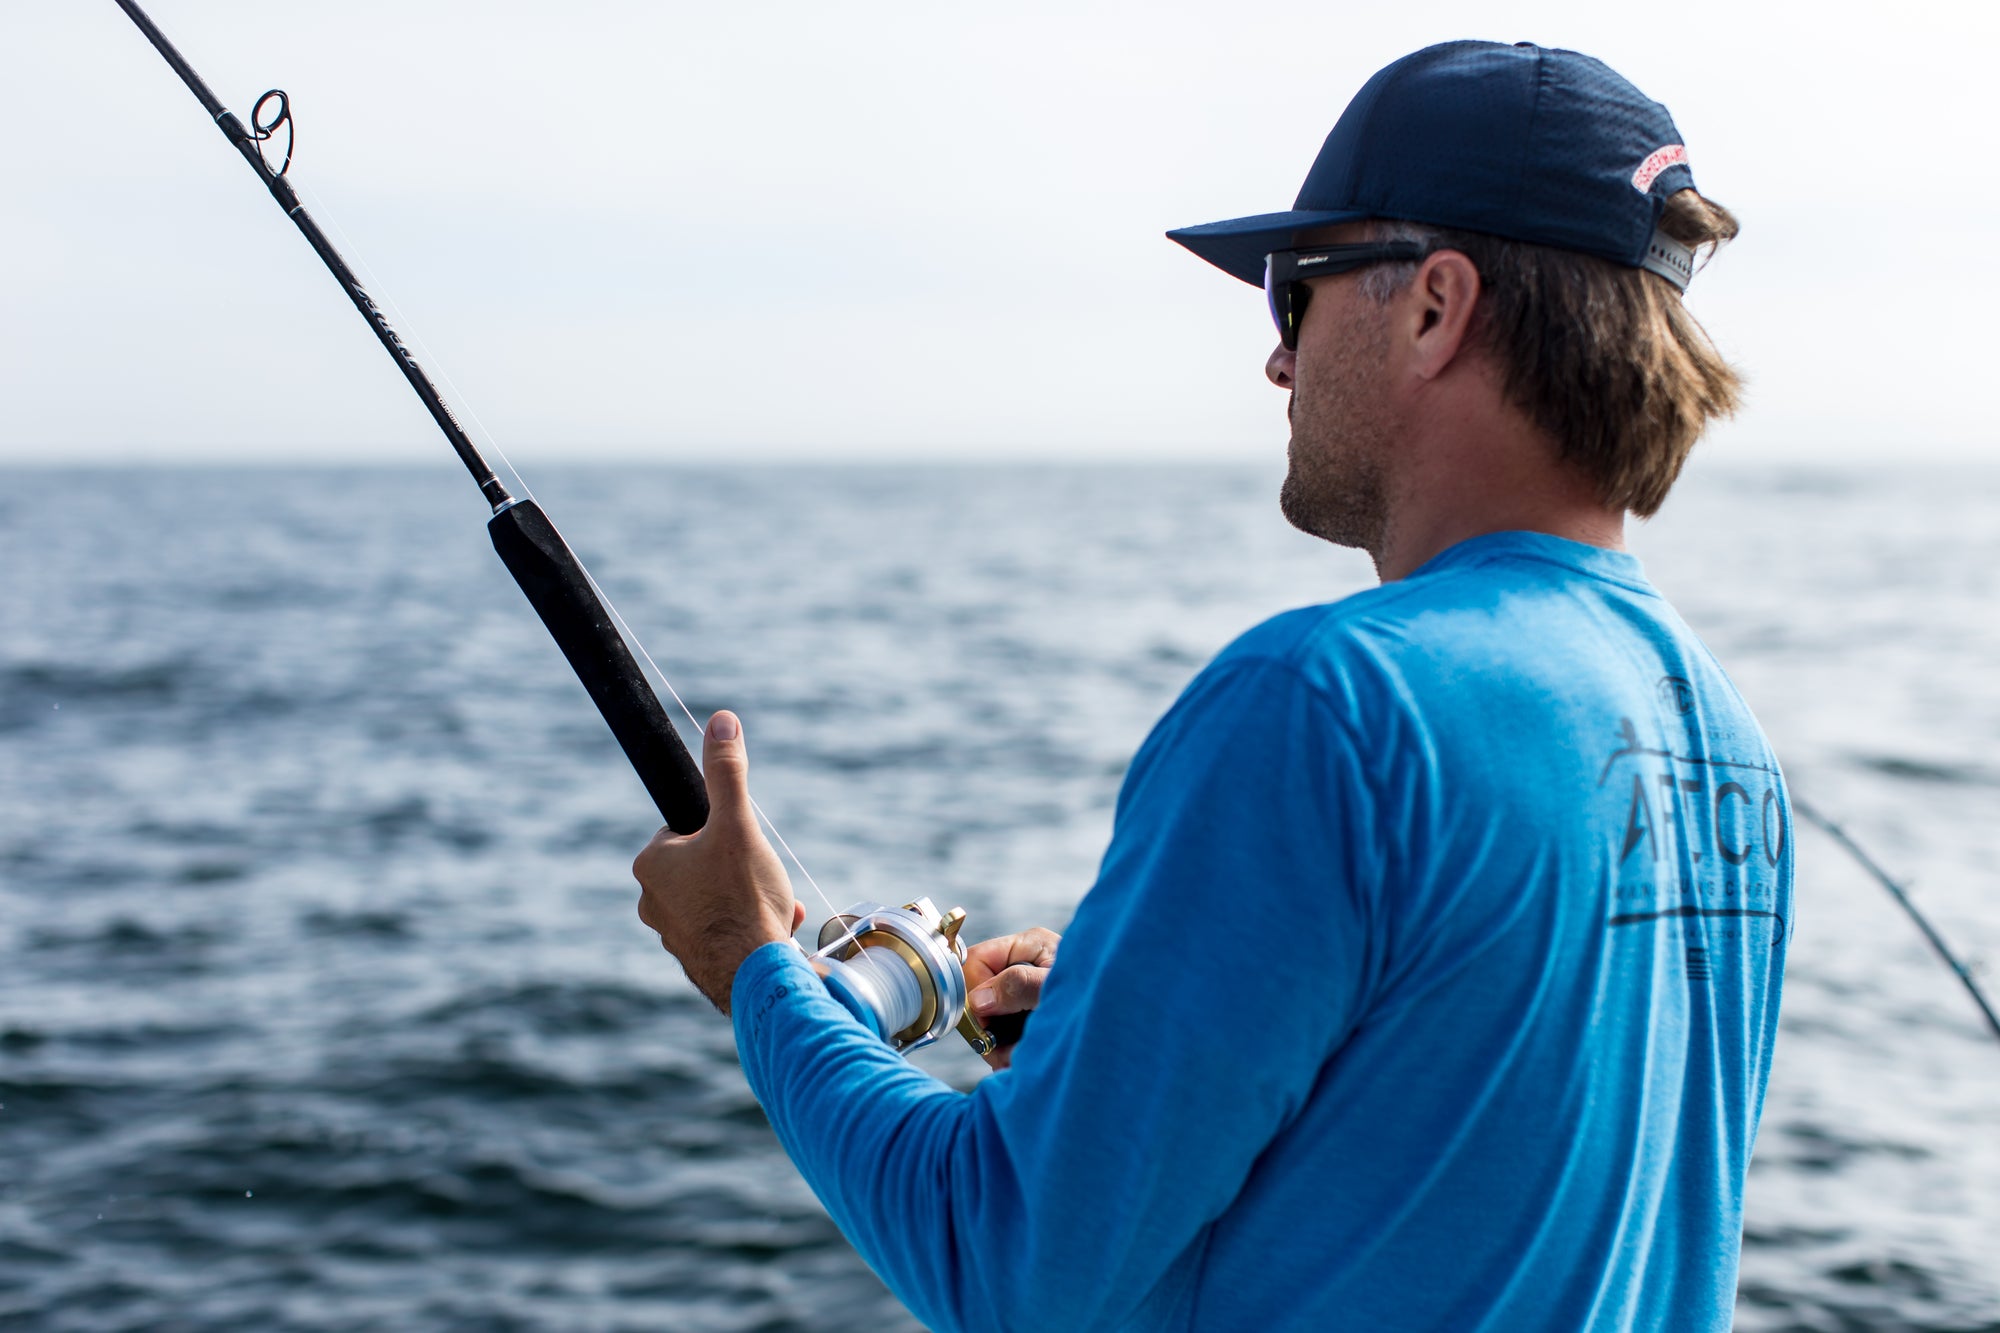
[810,898,998,1057]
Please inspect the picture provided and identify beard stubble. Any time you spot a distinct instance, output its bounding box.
[1278,301,1396,563]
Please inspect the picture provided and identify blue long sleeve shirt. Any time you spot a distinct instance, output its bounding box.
[731,532,1791,1332]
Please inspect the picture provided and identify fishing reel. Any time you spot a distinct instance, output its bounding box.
[809,898,998,1057]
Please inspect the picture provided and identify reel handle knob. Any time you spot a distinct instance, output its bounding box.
[981,1009,1030,1050]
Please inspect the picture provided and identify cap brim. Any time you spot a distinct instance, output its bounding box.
[1165,208,1373,286]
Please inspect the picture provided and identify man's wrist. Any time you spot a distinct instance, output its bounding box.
[690,920,794,1014]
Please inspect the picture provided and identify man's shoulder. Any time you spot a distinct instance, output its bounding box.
[1179,584,1445,747]
[1211,565,1491,681]
[1203,538,1691,736]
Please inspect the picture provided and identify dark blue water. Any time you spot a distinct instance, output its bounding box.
[2,464,1996,1331]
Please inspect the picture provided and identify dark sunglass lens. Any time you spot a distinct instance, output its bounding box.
[1265,255,1306,352]
[1283,282,1308,351]
[1264,259,1285,342]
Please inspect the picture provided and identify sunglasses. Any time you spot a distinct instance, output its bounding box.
[1264,242,1425,350]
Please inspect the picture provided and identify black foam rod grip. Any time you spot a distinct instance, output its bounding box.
[488,500,709,833]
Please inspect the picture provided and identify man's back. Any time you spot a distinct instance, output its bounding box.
[1085,530,1789,1329]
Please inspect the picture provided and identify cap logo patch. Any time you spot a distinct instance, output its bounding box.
[1631,144,1688,193]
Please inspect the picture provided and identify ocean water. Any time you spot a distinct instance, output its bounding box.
[1,462,1995,1332]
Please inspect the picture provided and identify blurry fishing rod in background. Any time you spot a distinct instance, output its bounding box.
[1793,798,2000,1047]
[107,1,1995,1057]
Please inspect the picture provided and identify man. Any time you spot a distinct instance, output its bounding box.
[635,40,1791,1332]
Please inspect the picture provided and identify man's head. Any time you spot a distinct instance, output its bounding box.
[1170,42,1743,555]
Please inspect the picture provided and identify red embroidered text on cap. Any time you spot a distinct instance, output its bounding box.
[1631,144,1688,193]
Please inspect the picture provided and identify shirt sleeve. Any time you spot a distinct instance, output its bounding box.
[732,658,1386,1333]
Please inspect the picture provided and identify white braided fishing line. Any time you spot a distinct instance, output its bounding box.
[293,177,861,940]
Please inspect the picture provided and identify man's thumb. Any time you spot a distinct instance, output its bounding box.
[702,711,751,823]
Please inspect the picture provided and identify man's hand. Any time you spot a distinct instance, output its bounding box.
[963,926,1060,1069]
[633,711,805,1014]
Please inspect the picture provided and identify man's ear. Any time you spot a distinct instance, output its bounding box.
[1402,250,1482,382]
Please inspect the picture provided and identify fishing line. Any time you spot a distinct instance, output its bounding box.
[291,172,854,933]
[291,178,535,504]
[579,559,850,923]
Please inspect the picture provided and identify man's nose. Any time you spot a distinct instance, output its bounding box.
[1266,344,1295,390]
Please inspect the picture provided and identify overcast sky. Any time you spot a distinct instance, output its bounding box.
[3,1,1995,468]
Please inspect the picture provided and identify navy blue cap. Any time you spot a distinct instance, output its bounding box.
[1168,41,1697,288]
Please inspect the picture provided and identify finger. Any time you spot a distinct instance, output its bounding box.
[964,927,1059,976]
[701,711,754,831]
[962,933,1018,976]
[1016,925,1060,966]
[791,901,806,934]
[970,964,1048,1018]
[963,932,1051,995]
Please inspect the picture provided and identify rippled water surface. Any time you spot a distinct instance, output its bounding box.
[2,463,1996,1331]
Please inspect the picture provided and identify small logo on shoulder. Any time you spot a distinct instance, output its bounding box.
[1658,676,1696,715]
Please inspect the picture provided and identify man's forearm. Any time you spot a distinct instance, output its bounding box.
[732,943,983,1332]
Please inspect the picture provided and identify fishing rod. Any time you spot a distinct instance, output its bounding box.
[108,0,709,833]
[111,0,1007,1059]
[1794,797,2000,1048]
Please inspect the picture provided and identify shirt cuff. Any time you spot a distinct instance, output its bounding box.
[731,938,876,1049]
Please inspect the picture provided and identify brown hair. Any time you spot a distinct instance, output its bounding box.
[1362,190,1744,517]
